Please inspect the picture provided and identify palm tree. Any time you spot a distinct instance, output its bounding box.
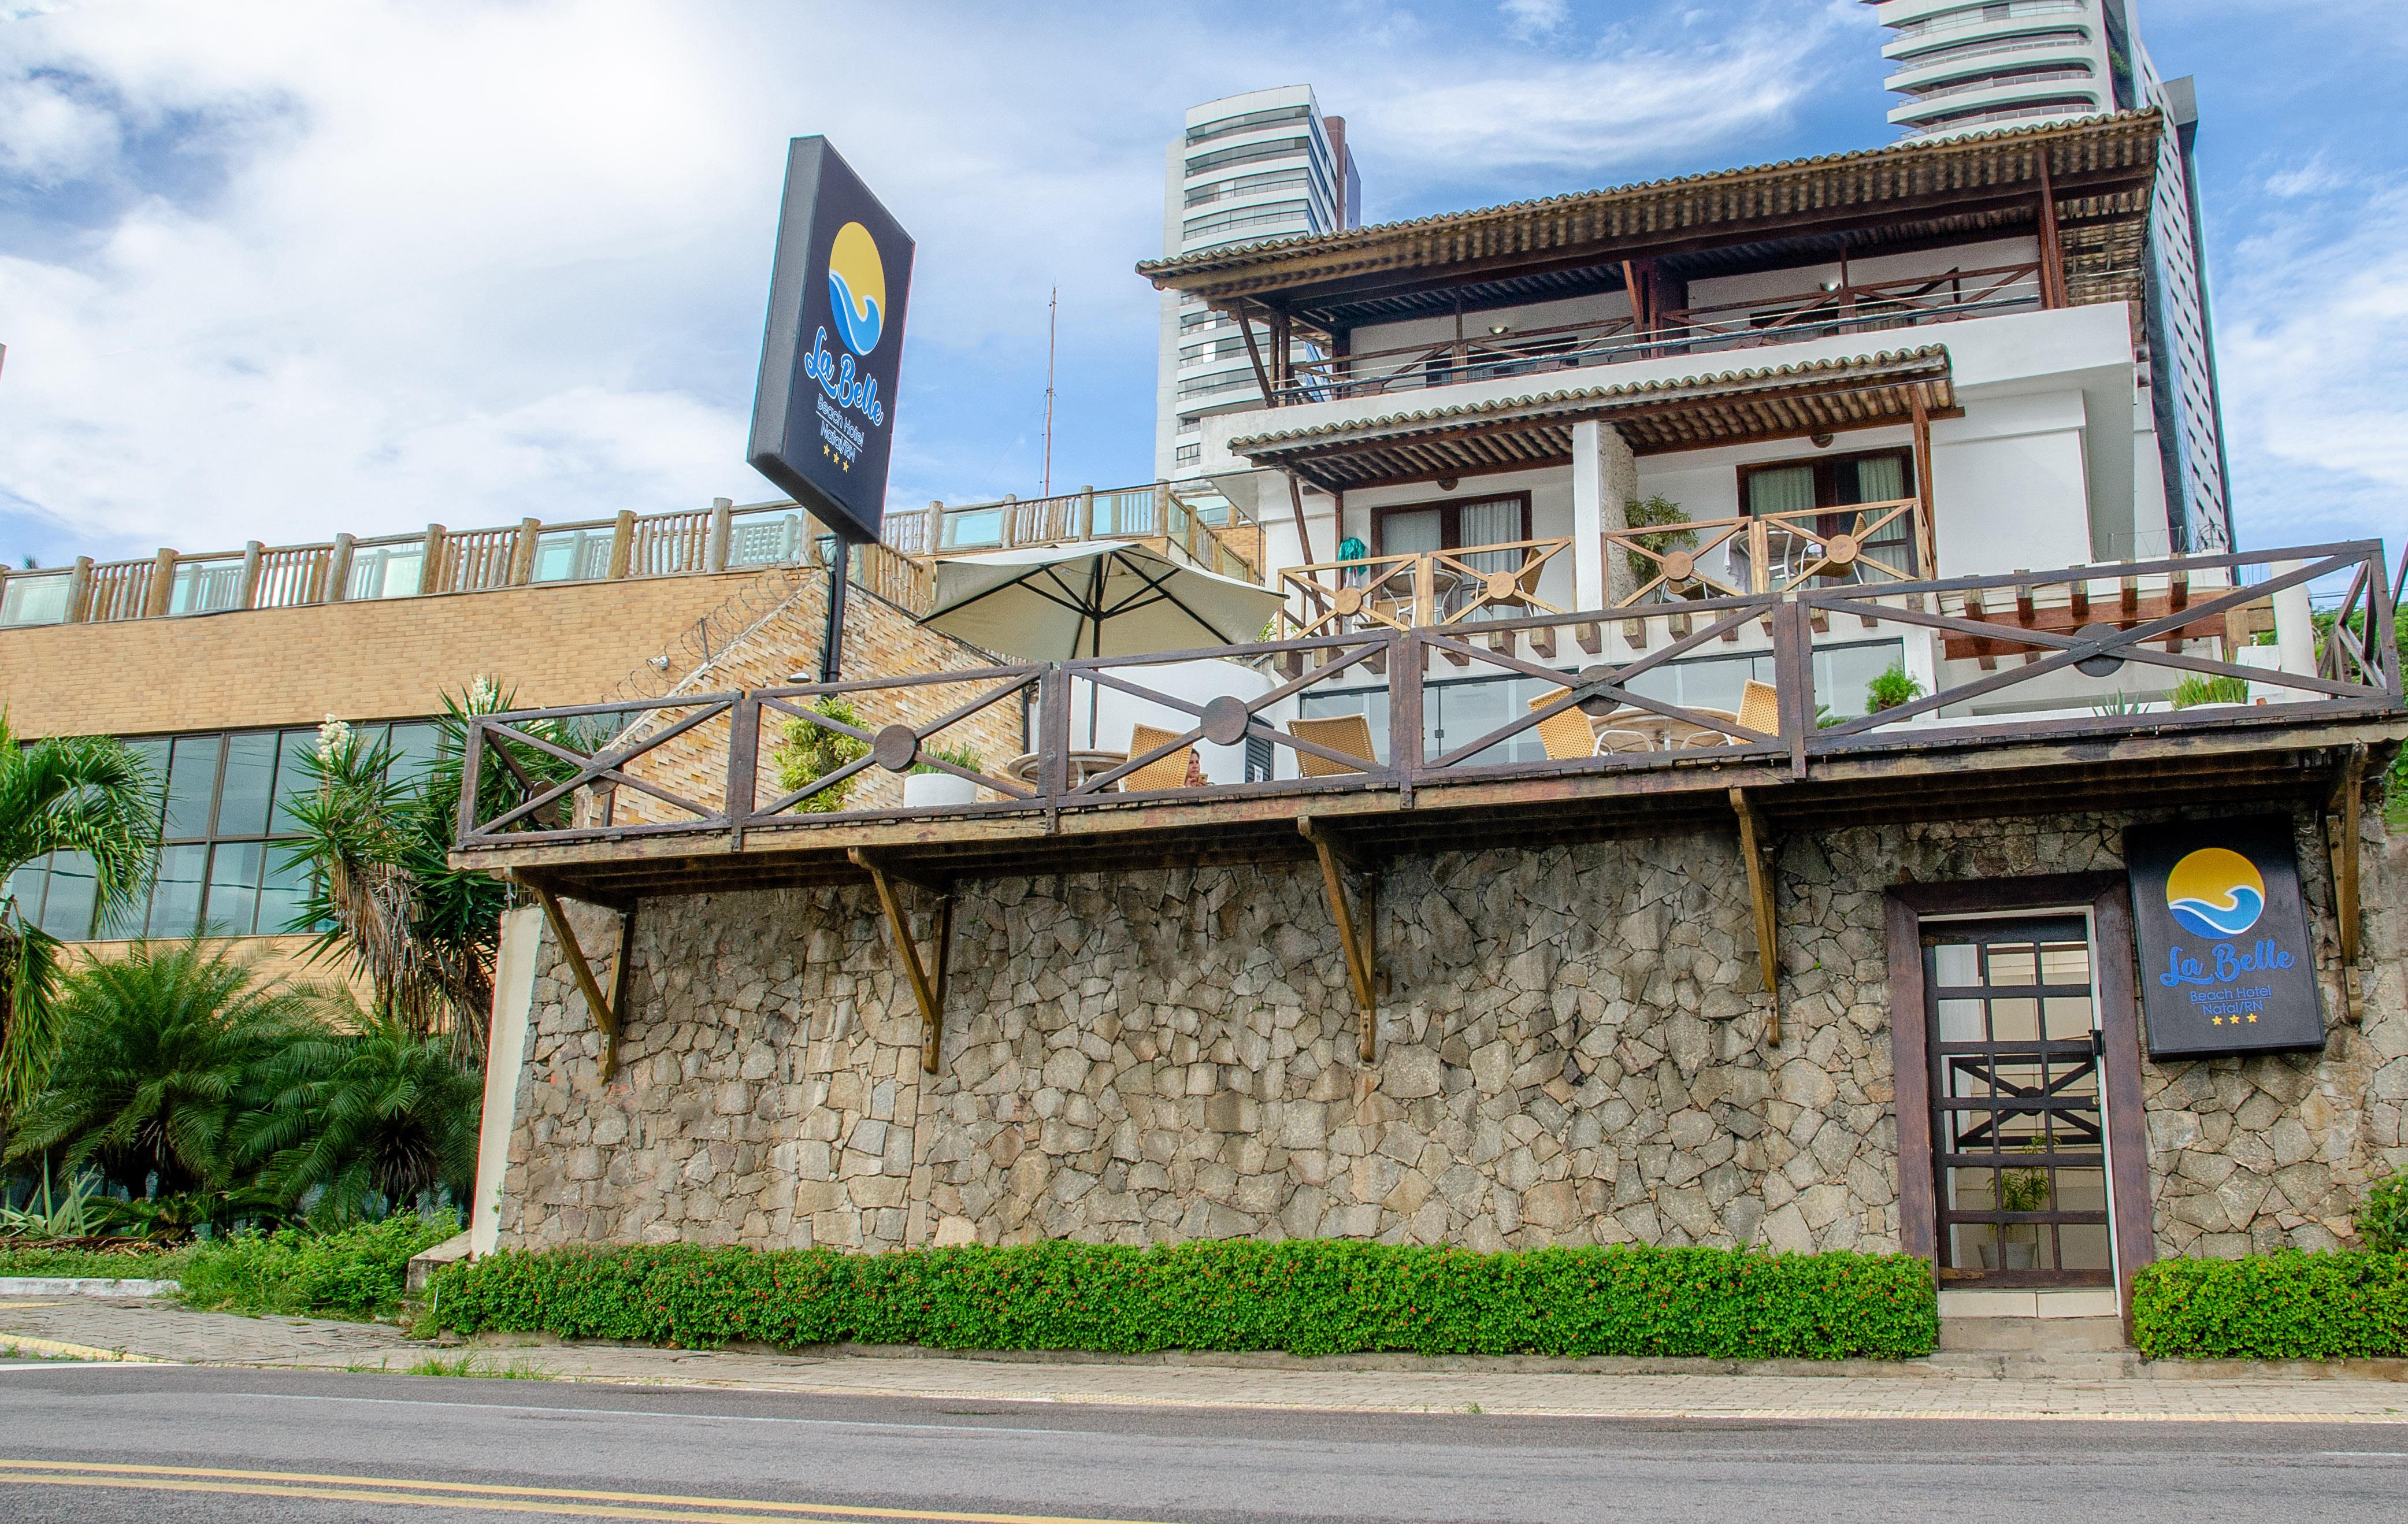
[0,713,159,1126]
[237,997,483,1222]
[3,940,319,1196]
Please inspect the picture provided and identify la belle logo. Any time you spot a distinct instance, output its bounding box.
[806,221,888,427]
[2158,846,2294,990]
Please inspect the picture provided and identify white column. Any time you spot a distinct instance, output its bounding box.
[469,904,542,1257]
[1571,422,1605,610]
[2272,561,2316,677]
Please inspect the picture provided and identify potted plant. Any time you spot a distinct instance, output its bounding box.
[1984,1142,2051,1271]
[770,697,870,813]
[901,742,984,809]
[1865,662,1924,715]
[1623,494,1695,591]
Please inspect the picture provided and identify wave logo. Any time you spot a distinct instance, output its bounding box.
[2165,846,2267,939]
[825,221,886,357]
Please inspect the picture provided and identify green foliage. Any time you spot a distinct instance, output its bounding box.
[430,1240,1938,1361]
[2169,673,2251,709]
[2091,690,2144,717]
[235,1000,482,1222]
[1622,495,1695,587]
[2359,1172,2407,1255]
[0,713,161,1122]
[0,1243,191,1279]
[176,1211,460,1321]
[2131,1252,2408,1360]
[3,940,320,1196]
[909,743,984,778]
[1865,662,1924,714]
[771,698,872,811]
[0,1170,106,1237]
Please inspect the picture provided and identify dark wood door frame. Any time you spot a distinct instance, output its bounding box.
[1369,490,1532,556]
[1886,873,2153,1329]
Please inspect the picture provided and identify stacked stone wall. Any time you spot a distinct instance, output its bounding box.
[495,806,2406,1260]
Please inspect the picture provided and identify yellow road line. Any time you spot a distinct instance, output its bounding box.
[0,1460,1188,1524]
[0,1301,64,1309]
[0,1335,159,1362]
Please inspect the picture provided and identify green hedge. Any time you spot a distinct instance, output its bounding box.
[2131,1251,2408,1360]
[428,1240,1938,1360]
[0,1244,191,1280]
[177,1213,461,1322]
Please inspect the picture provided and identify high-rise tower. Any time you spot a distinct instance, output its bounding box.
[1153,86,1360,480]
[1867,0,2230,550]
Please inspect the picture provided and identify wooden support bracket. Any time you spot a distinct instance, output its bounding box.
[850,848,954,1073]
[1300,815,1380,1063]
[1729,787,1782,1045]
[530,881,634,1081]
[2325,743,2366,1021]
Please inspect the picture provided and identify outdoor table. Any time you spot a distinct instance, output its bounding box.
[1592,706,1742,751]
[1004,750,1130,791]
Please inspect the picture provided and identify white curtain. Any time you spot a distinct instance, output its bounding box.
[1747,465,1816,517]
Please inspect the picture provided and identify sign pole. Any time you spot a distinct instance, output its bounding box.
[821,539,851,683]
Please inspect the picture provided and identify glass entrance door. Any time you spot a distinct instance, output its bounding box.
[1924,915,2114,1286]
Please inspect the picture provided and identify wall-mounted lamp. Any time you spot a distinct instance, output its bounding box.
[1819,279,1842,294]
[1810,432,1835,449]
[1487,322,1511,336]
[1437,476,1459,492]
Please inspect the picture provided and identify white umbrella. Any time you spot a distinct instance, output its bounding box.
[919,540,1286,661]
[919,540,1289,748]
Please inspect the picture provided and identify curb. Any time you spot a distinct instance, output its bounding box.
[0,1278,180,1299]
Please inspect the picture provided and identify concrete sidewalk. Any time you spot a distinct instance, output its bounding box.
[3,1295,2404,1423]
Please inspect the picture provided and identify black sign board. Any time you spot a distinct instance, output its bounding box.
[747,137,914,545]
[2126,817,2325,1058]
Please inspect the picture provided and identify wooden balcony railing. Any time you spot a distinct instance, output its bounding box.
[1278,264,2043,405]
[1277,502,1930,636]
[455,542,2402,855]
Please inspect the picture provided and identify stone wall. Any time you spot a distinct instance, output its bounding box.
[493,805,2406,1261]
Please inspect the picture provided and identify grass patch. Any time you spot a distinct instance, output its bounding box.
[405,1352,550,1380]
[0,1244,193,1280]
[431,1239,1939,1362]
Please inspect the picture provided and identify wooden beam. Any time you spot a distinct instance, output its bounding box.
[1298,815,1378,1062]
[2036,150,2068,309]
[2327,743,2366,1020]
[1912,395,1937,576]
[1234,303,1278,408]
[531,882,626,1081]
[1286,472,1321,570]
[850,848,952,1073]
[1729,787,1782,1044]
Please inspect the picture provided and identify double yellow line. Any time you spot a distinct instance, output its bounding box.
[0,1460,1188,1524]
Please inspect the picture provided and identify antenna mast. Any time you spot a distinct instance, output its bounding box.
[1042,285,1058,497]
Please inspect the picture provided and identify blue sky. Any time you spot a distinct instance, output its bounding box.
[1,0,2399,569]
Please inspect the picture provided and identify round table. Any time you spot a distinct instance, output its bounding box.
[1591,706,1742,752]
[1003,750,1130,790]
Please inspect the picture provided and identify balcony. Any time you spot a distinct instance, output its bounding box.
[450,540,2402,902]
[881,481,1263,585]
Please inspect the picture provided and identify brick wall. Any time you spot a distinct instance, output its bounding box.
[0,570,791,737]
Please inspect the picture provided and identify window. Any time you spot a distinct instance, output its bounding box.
[3,721,442,941]
[1741,449,1920,577]
[1184,105,1310,147]
[1371,493,1531,560]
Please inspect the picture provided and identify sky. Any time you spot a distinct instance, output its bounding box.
[0,0,2400,570]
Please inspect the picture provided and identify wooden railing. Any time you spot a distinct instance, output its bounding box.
[455,542,2401,852]
[1279,264,2043,405]
[1277,504,1928,635]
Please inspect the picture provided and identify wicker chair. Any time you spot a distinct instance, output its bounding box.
[1527,687,1601,759]
[1287,714,1378,776]
[1737,678,1780,737]
[1123,723,1195,792]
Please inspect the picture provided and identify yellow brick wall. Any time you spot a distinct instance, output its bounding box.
[0,570,793,738]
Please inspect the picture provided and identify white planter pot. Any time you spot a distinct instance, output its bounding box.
[902,771,978,809]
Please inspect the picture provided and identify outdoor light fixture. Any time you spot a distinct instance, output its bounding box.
[1811,432,1835,448]
[1488,322,1511,335]
[1819,279,1842,293]
[1437,476,1459,491]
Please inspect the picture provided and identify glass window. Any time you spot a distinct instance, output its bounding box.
[0,572,73,626]
[205,842,266,936]
[347,544,424,600]
[215,732,278,838]
[38,852,99,940]
[271,728,320,835]
[386,723,442,784]
[258,850,318,937]
[146,844,209,938]
[162,735,224,840]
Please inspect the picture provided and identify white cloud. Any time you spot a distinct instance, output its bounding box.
[1500,0,1568,40]
[2214,184,2408,546]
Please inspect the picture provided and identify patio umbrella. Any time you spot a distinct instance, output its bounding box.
[920,540,1285,662]
[919,540,1288,744]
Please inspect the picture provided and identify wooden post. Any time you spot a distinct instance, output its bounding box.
[1300,817,1379,1063]
[143,548,177,617]
[1285,472,1319,572]
[327,534,356,603]
[1912,395,1938,577]
[1234,304,1277,407]
[607,510,636,580]
[1077,485,1097,541]
[2036,150,2067,309]
[1269,309,1291,395]
[2328,744,2366,1021]
[707,498,733,573]
[236,541,265,610]
[1730,787,1782,1045]
[532,883,625,1081]
[850,849,951,1074]
[417,524,447,596]
[510,518,541,585]
[65,555,92,622]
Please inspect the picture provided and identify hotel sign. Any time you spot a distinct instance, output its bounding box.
[2126,817,2325,1058]
[747,136,914,545]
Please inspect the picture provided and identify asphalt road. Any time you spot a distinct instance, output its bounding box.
[2,1362,2403,1523]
